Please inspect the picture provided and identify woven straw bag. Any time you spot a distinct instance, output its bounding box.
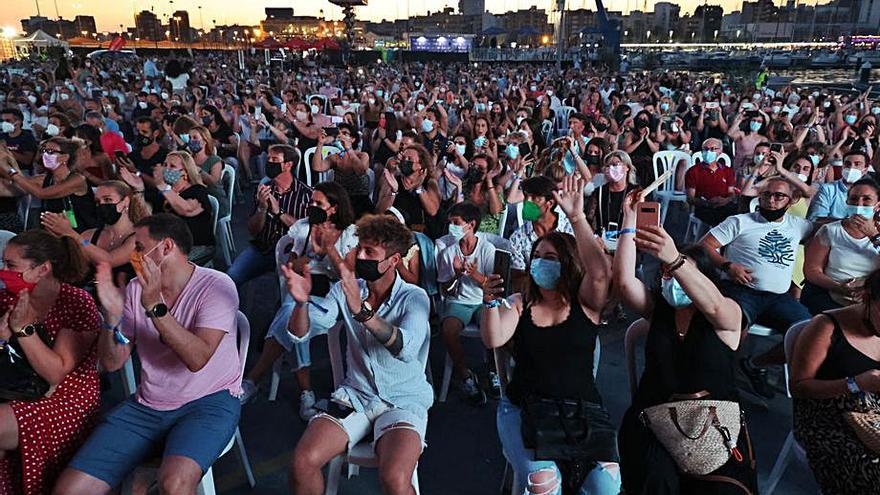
[640,396,742,475]
[844,411,880,454]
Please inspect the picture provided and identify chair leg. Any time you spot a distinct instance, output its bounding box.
[412,465,420,495]
[234,427,256,488]
[764,431,795,495]
[439,352,453,402]
[324,455,344,495]
[196,467,216,495]
[226,223,237,257]
[660,197,671,225]
[499,461,510,495]
[269,358,282,402]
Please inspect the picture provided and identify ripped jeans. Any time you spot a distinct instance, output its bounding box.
[496,397,621,495]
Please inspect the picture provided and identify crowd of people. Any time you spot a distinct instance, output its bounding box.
[0,49,878,494]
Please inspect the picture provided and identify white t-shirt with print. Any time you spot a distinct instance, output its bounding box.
[437,236,496,305]
[816,220,880,283]
[710,212,812,294]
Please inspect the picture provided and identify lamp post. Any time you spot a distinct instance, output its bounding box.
[669,30,674,43]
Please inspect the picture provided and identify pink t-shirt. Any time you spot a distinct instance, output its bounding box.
[123,265,241,411]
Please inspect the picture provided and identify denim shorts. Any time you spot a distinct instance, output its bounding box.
[440,301,482,326]
[68,390,241,489]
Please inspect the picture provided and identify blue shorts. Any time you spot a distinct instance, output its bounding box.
[67,390,241,489]
[440,301,482,326]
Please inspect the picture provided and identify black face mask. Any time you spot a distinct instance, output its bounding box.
[463,166,484,184]
[202,115,213,126]
[586,154,601,165]
[399,159,415,177]
[307,205,328,225]
[635,119,650,129]
[266,161,284,179]
[355,257,390,282]
[137,134,154,147]
[758,206,787,222]
[595,122,609,132]
[97,203,123,225]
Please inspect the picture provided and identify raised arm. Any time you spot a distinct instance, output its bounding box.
[612,190,653,318]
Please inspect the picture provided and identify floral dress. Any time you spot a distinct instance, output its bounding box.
[0,284,101,495]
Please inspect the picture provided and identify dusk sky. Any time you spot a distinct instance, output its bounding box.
[3,0,810,31]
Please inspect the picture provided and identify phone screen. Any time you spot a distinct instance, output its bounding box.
[493,250,513,299]
[254,106,263,120]
[323,127,340,137]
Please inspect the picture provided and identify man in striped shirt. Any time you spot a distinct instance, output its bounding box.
[227,144,312,286]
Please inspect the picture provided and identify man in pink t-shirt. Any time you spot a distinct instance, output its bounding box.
[57,214,242,494]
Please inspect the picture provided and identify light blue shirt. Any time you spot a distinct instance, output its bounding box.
[807,180,849,222]
[295,274,433,416]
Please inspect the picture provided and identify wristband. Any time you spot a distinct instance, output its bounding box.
[80,238,90,247]
[484,299,502,309]
[101,318,130,345]
[619,228,637,235]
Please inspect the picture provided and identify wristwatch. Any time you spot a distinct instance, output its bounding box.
[353,300,374,323]
[145,303,169,319]
[13,322,42,338]
[414,186,426,195]
[846,376,862,395]
[721,261,733,273]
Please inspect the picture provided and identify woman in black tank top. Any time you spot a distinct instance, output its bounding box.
[789,269,880,495]
[480,176,621,495]
[613,190,756,494]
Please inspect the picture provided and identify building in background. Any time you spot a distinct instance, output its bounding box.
[459,0,486,17]
[73,15,97,37]
[135,10,162,41]
[170,10,191,42]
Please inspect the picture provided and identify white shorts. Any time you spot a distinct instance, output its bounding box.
[312,399,428,453]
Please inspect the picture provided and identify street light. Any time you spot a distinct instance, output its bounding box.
[646,30,651,41]
[669,30,674,42]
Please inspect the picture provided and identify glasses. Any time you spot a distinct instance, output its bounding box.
[760,191,791,201]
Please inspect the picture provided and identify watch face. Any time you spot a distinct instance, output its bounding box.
[151,303,168,317]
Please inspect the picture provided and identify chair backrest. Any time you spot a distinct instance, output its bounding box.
[555,105,576,132]
[0,230,16,262]
[413,232,439,297]
[749,197,759,212]
[624,318,650,399]
[208,195,220,237]
[652,150,692,194]
[541,120,553,144]
[235,310,251,385]
[497,205,509,237]
[301,147,315,186]
[783,319,811,398]
[220,164,236,222]
[17,194,32,229]
[275,235,295,294]
[477,232,514,252]
[307,93,329,114]
[327,322,347,388]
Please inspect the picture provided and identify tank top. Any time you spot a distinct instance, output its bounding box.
[506,298,601,406]
[91,226,136,282]
[632,298,741,410]
[815,312,880,380]
[40,173,98,232]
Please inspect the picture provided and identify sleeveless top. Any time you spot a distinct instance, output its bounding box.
[506,298,601,406]
[815,312,880,380]
[632,298,742,411]
[92,226,136,282]
[40,173,97,232]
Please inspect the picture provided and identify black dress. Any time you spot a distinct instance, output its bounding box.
[40,173,97,232]
[619,298,757,495]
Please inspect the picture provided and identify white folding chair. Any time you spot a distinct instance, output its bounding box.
[323,322,422,495]
[121,311,256,494]
[624,318,650,399]
[307,94,330,115]
[540,120,553,146]
[217,164,237,266]
[554,106,576,138]
[763,320,812,494]
[268,236,296,402]
[651,150,692,226]
[301,147,342,187]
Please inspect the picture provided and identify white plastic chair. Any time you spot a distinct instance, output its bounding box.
[307,94,330,115]
[302,146,342,187]
[651,150,693,226]
[217,164,237,266]
[554,106,576,138]
[540,120,553,146]
[323,322,422,495]
[763,320,812,494]
[624,318,650,399]
[16,195,32,229]
[121,311,256,494]
[268,235,296,402]
[434,233,513,402]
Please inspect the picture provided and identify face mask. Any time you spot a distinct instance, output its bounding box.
[475,103,486,113]
[607,164,626,183]
[872,107,880,115]
[845,115,858,125]
[530,85,537,92]
[163,168,183,185]
[45,123,60,137]
[417,103,425,112]
[831,159,844,167]
[138,134,154,147]
[97,202,123,225]
[293,110,308,121]
[27,95,37,105]
[59,93,70,101]
[138,101,148,109]
[376,90,384,97]
[355,256,390,282]
[660,103,670,112]
[187,140,203,153]
[177,133,190,144]
[809,154,821,167]
[201,115,213,126]
[448,223,467,241]
[595,121,609,132]
[752,153,764,165]
[506,143,520,159]
[758,206,787,222]
[129,242,163,278]
[341,99,349,106]
[772,105,782,114]
[365,97,375,105]
[661,277,692,308]
[516,116,525,125]
[797,173,809,182]
[43,152,62,170]
[842,167,863,184]
[685,96,694,105]
[522,200,542,221]
[265,161,284,179]
[846,204,875,219]
[307,205,328,224]
[160,92,169,100]
[421,119,434,133]
[0,122,14,134]
[529,258,561,290]
[0,268,38,295]
[311,104,320,114]
[546,90,554,97]
[752,93,762,101]
[749,121,762,132]
[702,150,718,163]
[822,101,832,108]
[474,136,487,148]
[455,144,467,155]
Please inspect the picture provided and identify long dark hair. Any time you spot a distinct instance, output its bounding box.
[314,182,355,231]
[525,232,583,307]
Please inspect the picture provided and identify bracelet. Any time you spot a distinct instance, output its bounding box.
[483,299,502,309]
[665,253,687,273]
[619,228,637,235]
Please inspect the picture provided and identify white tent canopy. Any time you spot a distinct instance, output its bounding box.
[14,30,68,49]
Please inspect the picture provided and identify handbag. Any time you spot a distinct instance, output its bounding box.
[639,391,744,475]
[520,396,593,462]
[0,326,53,402]
[844,411,880,454]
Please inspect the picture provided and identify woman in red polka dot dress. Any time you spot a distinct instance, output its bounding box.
[0,230,100,495]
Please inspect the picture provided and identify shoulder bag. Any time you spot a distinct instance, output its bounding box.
[0,326,53,402]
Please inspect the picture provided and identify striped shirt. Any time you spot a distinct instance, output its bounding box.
[252,178,313,253]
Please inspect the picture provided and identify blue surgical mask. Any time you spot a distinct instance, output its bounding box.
[846,204,875,219]
[661,277,692,308]
[702,150,718,163]
[474,136,487,148]
[529,258,561,290]
[163,168,183,185]
[421,119,434,133]
[753,153,765,164]
[506,143,520,159]
[749,121,762,132]
[455,144,467,155]
[178,133,190,144]
[845,115,858,125]
[448,223,467,241]
[563,150,577,175]
[660,102,670,112]
[809,154,821,167]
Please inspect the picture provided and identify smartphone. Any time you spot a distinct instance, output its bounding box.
[636,202,661,229]
[113,150,126,160]
[770,143,783,152]
[742,102,755,110]
[254,106,263,121]
[518,142,532,158]
[323,127,340,137]
[705,101,719,110]
[603,221,619,252]
[493,250,513,299]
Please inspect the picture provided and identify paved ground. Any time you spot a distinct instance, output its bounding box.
[105,189,820,494]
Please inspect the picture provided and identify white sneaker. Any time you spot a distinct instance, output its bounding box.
[299,390,318,421]
[240,379,258,404]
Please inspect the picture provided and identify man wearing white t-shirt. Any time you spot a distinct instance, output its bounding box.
[701,178,812,397]
[437,202,497,405]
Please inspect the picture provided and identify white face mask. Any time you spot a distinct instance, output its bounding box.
[45,123,60,136]
[842,167,864,184]
[0,122,15,134]
[138,101,148,109]
[368,98,376,105]
[295,111,308,121]
[796,173,808,182]
[310,104,320,114]
[161,92,169,100]
[59,93,70,101]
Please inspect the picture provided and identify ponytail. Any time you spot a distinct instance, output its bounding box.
[9,230,90,285]
[56,235,90,284]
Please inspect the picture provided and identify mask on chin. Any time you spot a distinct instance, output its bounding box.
[758,206,787,222]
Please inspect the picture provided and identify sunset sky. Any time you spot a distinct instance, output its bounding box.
[3,0,805,31]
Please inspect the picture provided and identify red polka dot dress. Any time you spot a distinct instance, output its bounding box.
[0,284,101,495]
